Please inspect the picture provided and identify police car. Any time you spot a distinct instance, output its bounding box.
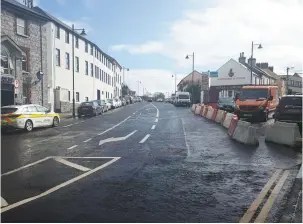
[1,104,60,132]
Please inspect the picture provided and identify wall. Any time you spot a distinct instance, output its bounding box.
[1,6,48,106]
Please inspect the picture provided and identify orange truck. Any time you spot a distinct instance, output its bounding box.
[234,85,279,121]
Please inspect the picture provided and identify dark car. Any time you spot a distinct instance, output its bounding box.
[77,101,103,118]
[216,97,235,113]
[274,95,302,133]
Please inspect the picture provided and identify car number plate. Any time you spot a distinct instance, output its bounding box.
[243,114,252,117]
[288,109,300,112]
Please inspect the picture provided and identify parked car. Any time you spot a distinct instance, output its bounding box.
[78,101,103,118]
[107,99,114,109]
[114,98,122,107]
[1,104,60,132]
[216,97,235,113]
[274,95,302,133]
[121,98,127,106]
[95,99,108,112]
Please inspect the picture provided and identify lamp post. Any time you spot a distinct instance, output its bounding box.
[286,66,294,94]
[72,24,86,118]
[185,52,195,103]
[250,41,263,84]
[172,73,177,93]
[122,67,129,97]
[137,81,141,96]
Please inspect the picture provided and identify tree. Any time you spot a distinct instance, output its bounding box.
[153,92,165,100]
[185,84,201,104]
[122,84,130,96]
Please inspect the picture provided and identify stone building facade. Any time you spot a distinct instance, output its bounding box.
[1,0,48,107]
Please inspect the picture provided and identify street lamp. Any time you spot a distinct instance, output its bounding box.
[250,41,263,84]
[286,66,294,94]
[185,52,195,103]
[72,24,86,118]
[172,73,177,93]
[137,81,141,96]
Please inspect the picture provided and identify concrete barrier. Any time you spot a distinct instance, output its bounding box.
[222,113,233,129]
[211,109,218,121]
[265,122,302,147]
[231,120,259,146]
[206,107,214,120]
[195,105,202,115]
[215,110,225,124]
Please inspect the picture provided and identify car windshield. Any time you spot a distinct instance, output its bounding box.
[280,96,302,107]
[108,99,113,103]
[218,98,234,104]
[1,107,18,114]
[239,89,268,100]
[81,102,93,106]
[178,95,189,99]
[100,100,106,105]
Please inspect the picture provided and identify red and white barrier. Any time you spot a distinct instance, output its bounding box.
[227,117,238,137]
[202,106,208,117]
[211,109,218,121]
[206,107,214,120]
[222,113,233,128]
[194,105,202,115]
[200,105,205,116]
[215,110,225,124]
[191,104,196,113]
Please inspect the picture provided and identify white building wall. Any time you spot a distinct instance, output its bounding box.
[46,21,121,111]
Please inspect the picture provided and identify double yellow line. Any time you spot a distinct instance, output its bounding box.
[239,169,289,223]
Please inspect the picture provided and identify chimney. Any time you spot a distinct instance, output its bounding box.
[248,58,256,67]
[268,66,274,72]
[239,52,246,64]
[256,62,269,69]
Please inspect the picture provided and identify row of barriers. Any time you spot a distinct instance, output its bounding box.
[191,104,302,148]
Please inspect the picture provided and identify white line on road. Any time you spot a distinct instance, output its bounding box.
[83,138,92,143]
[98,116,131,136]
[54,157,91,172]
[151,125,156,130]
[0,157,121,213]
[1,157,52,176]
[155,119,158,122]
[99,130,137,146]
[67,145,78,150]
[151,103,159,117]
[1,197,8,207]
[139,134,150,143]
[62,124,74,128]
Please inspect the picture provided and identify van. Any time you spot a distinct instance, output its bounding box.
[235,85,279,121]
[174,92,191,107]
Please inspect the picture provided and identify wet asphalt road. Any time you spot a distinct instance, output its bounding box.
[1,102,302,222]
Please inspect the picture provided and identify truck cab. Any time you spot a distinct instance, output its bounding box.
[235,85,279,121]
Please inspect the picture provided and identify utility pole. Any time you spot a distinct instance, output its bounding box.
[286,66,294,95]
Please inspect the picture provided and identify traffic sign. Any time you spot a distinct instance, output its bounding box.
[14,80,19,88]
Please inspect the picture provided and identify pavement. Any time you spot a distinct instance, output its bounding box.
[1,102,302,222]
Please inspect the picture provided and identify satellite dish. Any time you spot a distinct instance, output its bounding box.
[36,71,44,80]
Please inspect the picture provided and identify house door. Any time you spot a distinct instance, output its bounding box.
[97,89,100,100]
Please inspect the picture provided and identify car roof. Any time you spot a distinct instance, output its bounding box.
[282,95,303,98]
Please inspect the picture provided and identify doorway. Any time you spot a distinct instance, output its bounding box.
[97,89,100,100]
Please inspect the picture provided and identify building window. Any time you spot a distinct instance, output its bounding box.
[1,48,11,75]
[16,17,26,35]
[55,25,60,39]
[90,45,93,55]
[65,52,70,69]
[56,49,60,66]
[76,92,79,102]
[75,56,79,72]
[102,91,104,95]
[75,37,79,48]
[99,69,102,80]
[85,42,88,53]
[85,61,88,75]
[85,97,89,102]
[90,63,93,77]
[21,56,27,71]
[95,65,98,79]
[291,80,295,86]
[65,31,69,43]
[68,91,70,101]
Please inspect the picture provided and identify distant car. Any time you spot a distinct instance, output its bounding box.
[114,98,122,107]
[147,98,153,102]
[78,101,103,118]
[1,104,60,132]
[274,95,302,133]
[157,98,164,102]
[216,97,235,113]
[121,98,127,106]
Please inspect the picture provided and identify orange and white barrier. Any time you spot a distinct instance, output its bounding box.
[215,110,225,124]
[194,105,202,115]
[222,113,233,129]
[200,105,205,116]
[202,106,208,117]
[211,109,218,121]
[206,107,214,120]
[191,104,196,113]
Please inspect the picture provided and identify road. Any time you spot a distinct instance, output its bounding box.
[1,102,301,222]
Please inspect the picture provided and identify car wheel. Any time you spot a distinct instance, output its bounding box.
[53,116,59,127]
[25,119,33,132]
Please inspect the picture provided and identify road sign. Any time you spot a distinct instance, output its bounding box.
[14,80,19,88]
[209,71,218,77]
[201,72,209,91]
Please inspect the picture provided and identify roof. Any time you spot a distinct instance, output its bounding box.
[32,6,122,69]
[262,68,280,80]
[2,0,49,20]
[240,61,272,79]
[1,35,26,56]
[177,70,201,87]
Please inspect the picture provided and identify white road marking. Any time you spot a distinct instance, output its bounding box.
[1,197,8,207]
[0,157,121,213]
[155,119,158,122]
[139,134,150,143]
[151,103,159,117]
[62,124,74,128]
[99,130,137,146]
[83,138,92,143]
[1,157,52,176]
[133,112,136,114]
[181,118,190,156]
[80,121,84,123]
[67,145,78,150]
[151,125,156,130]
[98,116,131,136]
[54,157,91,172]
